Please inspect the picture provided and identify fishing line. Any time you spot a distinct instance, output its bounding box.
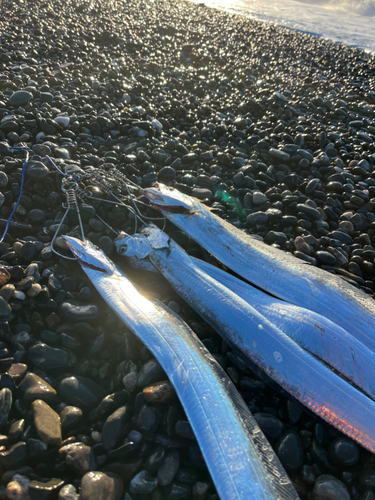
[0,147,29,244]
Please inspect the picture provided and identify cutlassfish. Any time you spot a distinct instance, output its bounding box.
[114,226,375,454]
[63,236,298,500]
[143,184,375,352]
[116,230,375,402]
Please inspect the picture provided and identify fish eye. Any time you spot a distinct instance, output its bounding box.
[119,245,127,255]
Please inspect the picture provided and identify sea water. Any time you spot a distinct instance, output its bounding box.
[190,0,375,54]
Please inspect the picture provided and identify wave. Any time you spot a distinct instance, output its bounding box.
[296,0,375,16]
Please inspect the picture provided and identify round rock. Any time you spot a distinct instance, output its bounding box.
[32,399,62,446]
[312,475,350,500]
[28,343,68,370]
[9,90,33,106]
[129,470,158,495]
[59,375,107,409]
[80,472,123,500]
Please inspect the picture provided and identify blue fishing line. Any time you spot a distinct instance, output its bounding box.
[0,147,29,244]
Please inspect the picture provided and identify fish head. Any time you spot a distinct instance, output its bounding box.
[144,183,194,214]
[63,236,115,275]
[114,231,153,259]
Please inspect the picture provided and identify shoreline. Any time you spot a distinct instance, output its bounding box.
[0,0,375,498]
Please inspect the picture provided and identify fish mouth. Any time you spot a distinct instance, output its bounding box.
[63,235,87,257]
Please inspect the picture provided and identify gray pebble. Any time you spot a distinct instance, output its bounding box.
[312,474,350,500]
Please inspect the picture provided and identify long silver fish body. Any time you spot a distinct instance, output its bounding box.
[63,236,298,500]
[116,227,375,454]
[117,232,375,402]
[143,184,375,352]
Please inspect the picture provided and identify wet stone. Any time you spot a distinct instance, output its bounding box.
[312,474,350,500]
[58,484,79,500]
[157,450,180,486]
[143,380,175,403]
[275,430,303,472]
[129,470,158,495]
[9,91,33,106]
[102,406,131,451]
[80,471,123,500]
[28,343,68,370]
[145,445,166,473]
[8,419,25,442]
[0,441,27,469]
[328,438,359,466]
[27,438,48,459]
[5,474,30,500]
[253,413,283,440]
[137,360,165,388]
[18,372,57,402]
[167,483,191,499]
[28,478,65,500]
[65,443,97,473]
[175,420,195,440]
[59,375,106,409]
[60,302,98,321]
[32,399,62,446]
[315,251,337,265]
[0,387,12,428]
[0,296,12,320]
[60,406,83,431]
[26,161,49,179]
[138,404,161,432]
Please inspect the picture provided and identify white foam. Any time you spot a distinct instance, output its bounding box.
[190,0,375,53]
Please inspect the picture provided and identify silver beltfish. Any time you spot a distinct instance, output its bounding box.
[63,236,298,500]
[143,184,375,352]
[115,226,375,454]
[116,231,375,402]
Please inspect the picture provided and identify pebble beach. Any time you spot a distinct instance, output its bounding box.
[0,0,375,499]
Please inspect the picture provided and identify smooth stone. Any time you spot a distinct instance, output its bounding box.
[0,171,8,187]
[7,363,27,383]
[26,161,49,179]
[145,445,166,474]
[65,443,97,473]
[27,209,46,224]
[59,376,107,409]
[98,236,113,256]
[328,438,359,466]
[58,484,79,500]
[253,413,283,440]
[268,148,290,162]
[28,343,68,370]
[246,212,268,225]
[315,251,337,265]
[296,204,322,220]
[102,406,131,451]
[252,191,267,205]
[5,474,30,500]
[28,478,65,500]
[129,470,158,495]
[9,91,33,106]
[137,360,165,388]
[18,373,57,402]
[138,405,161,432]
[264,231,287,245]
[159,166,176,182]
[8,419,25,442]
[312,474,350,500]
[143,380,175,403]
[0,387,12,428]
[80,472,123,500]
[27,438,48,459]
[32,399,62,446]
[90,390,130,421]
[0,296,12,319]
[175,421,195,440]
[275,430,303,471]
[60,302,98,320]
[167,483,191,499]
[0,442,27,469]
[60,406,83,431]
[157,451,180,486]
